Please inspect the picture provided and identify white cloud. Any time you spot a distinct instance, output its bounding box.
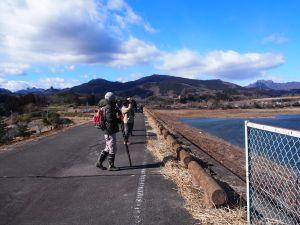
[0,63,30,76]
[116,77,127,83]
[116,73,143,83]
[157,49,285,80]
[0,77,80,91]
[107,0,157,33]
[35,77,80,89]
[0,78,30,91]
[67,65,75,71]
[80,74,90,80]
[111,37,160,66]
[0,0,285,83]
[50,65,75,73]
[0,0,157,66]
[263,33,289,44]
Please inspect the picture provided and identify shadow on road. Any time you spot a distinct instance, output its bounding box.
[129,141,147,145]
[119,162,162,171]
[130,133,156,137]
[133,129,146,132]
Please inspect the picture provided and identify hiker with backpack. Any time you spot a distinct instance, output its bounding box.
[95,92,121,171]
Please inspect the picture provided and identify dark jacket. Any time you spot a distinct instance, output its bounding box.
[103,102,120,135]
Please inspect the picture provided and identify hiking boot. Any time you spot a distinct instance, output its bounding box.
[108,165,119,171]
[95,162,107,170]
[108,154,119,171]
[96,151,108,170]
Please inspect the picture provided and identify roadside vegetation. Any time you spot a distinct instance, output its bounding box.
[0,93,96,148]
[0,110,78,147]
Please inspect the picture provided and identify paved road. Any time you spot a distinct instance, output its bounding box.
[0,113,196,225]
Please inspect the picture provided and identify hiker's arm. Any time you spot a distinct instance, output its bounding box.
[121,104,132,114]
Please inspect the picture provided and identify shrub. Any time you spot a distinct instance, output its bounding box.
[0,116,8,143]
[60,118,73,125]
[29,111,43,118]
[17,123,30,137]
[43,112,62,128]
[17,114,32,123]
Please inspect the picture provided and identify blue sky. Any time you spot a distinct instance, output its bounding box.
[0,0,299,91]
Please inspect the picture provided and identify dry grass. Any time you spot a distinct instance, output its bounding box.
[146,114,246,225]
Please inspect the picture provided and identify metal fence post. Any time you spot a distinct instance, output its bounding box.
[245,120,251,225]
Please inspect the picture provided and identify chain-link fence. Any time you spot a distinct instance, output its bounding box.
[245,121,300,225]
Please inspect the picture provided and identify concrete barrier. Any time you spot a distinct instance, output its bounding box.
[188,161,227,207]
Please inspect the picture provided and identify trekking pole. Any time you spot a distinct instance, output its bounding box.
[121,122,132,166]
[124,141,132,167]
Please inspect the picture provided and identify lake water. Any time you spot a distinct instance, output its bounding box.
[180,114,300,149]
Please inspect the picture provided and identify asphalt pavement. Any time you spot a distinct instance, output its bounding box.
[0,113,197,225]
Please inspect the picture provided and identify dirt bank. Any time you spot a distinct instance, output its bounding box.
[152,108,300,180]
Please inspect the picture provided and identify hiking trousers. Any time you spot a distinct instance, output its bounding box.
[103,133,117,154]
[124,122,134,142]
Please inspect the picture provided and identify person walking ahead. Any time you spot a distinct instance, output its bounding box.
[96,92,120,171]
[121,99,134,144]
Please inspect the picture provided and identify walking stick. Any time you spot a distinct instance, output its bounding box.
[121,122,132,166]
[125,142,132,167]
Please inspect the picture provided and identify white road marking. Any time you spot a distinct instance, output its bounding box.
[132,156,147,225]
[132,118,150,225]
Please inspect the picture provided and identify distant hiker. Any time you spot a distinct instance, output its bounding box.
[121,98,134,144]
[95,92,120,171]
[140,104,144,113]
[132,99,138,113]
[130,99,137,135]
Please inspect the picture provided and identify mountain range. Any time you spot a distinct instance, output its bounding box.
[13,87,61,95]
[247,80,300,91]
[0,88,12,94]
[15,87,45,94]
[1,75,299,99]
[68,74,245,98]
